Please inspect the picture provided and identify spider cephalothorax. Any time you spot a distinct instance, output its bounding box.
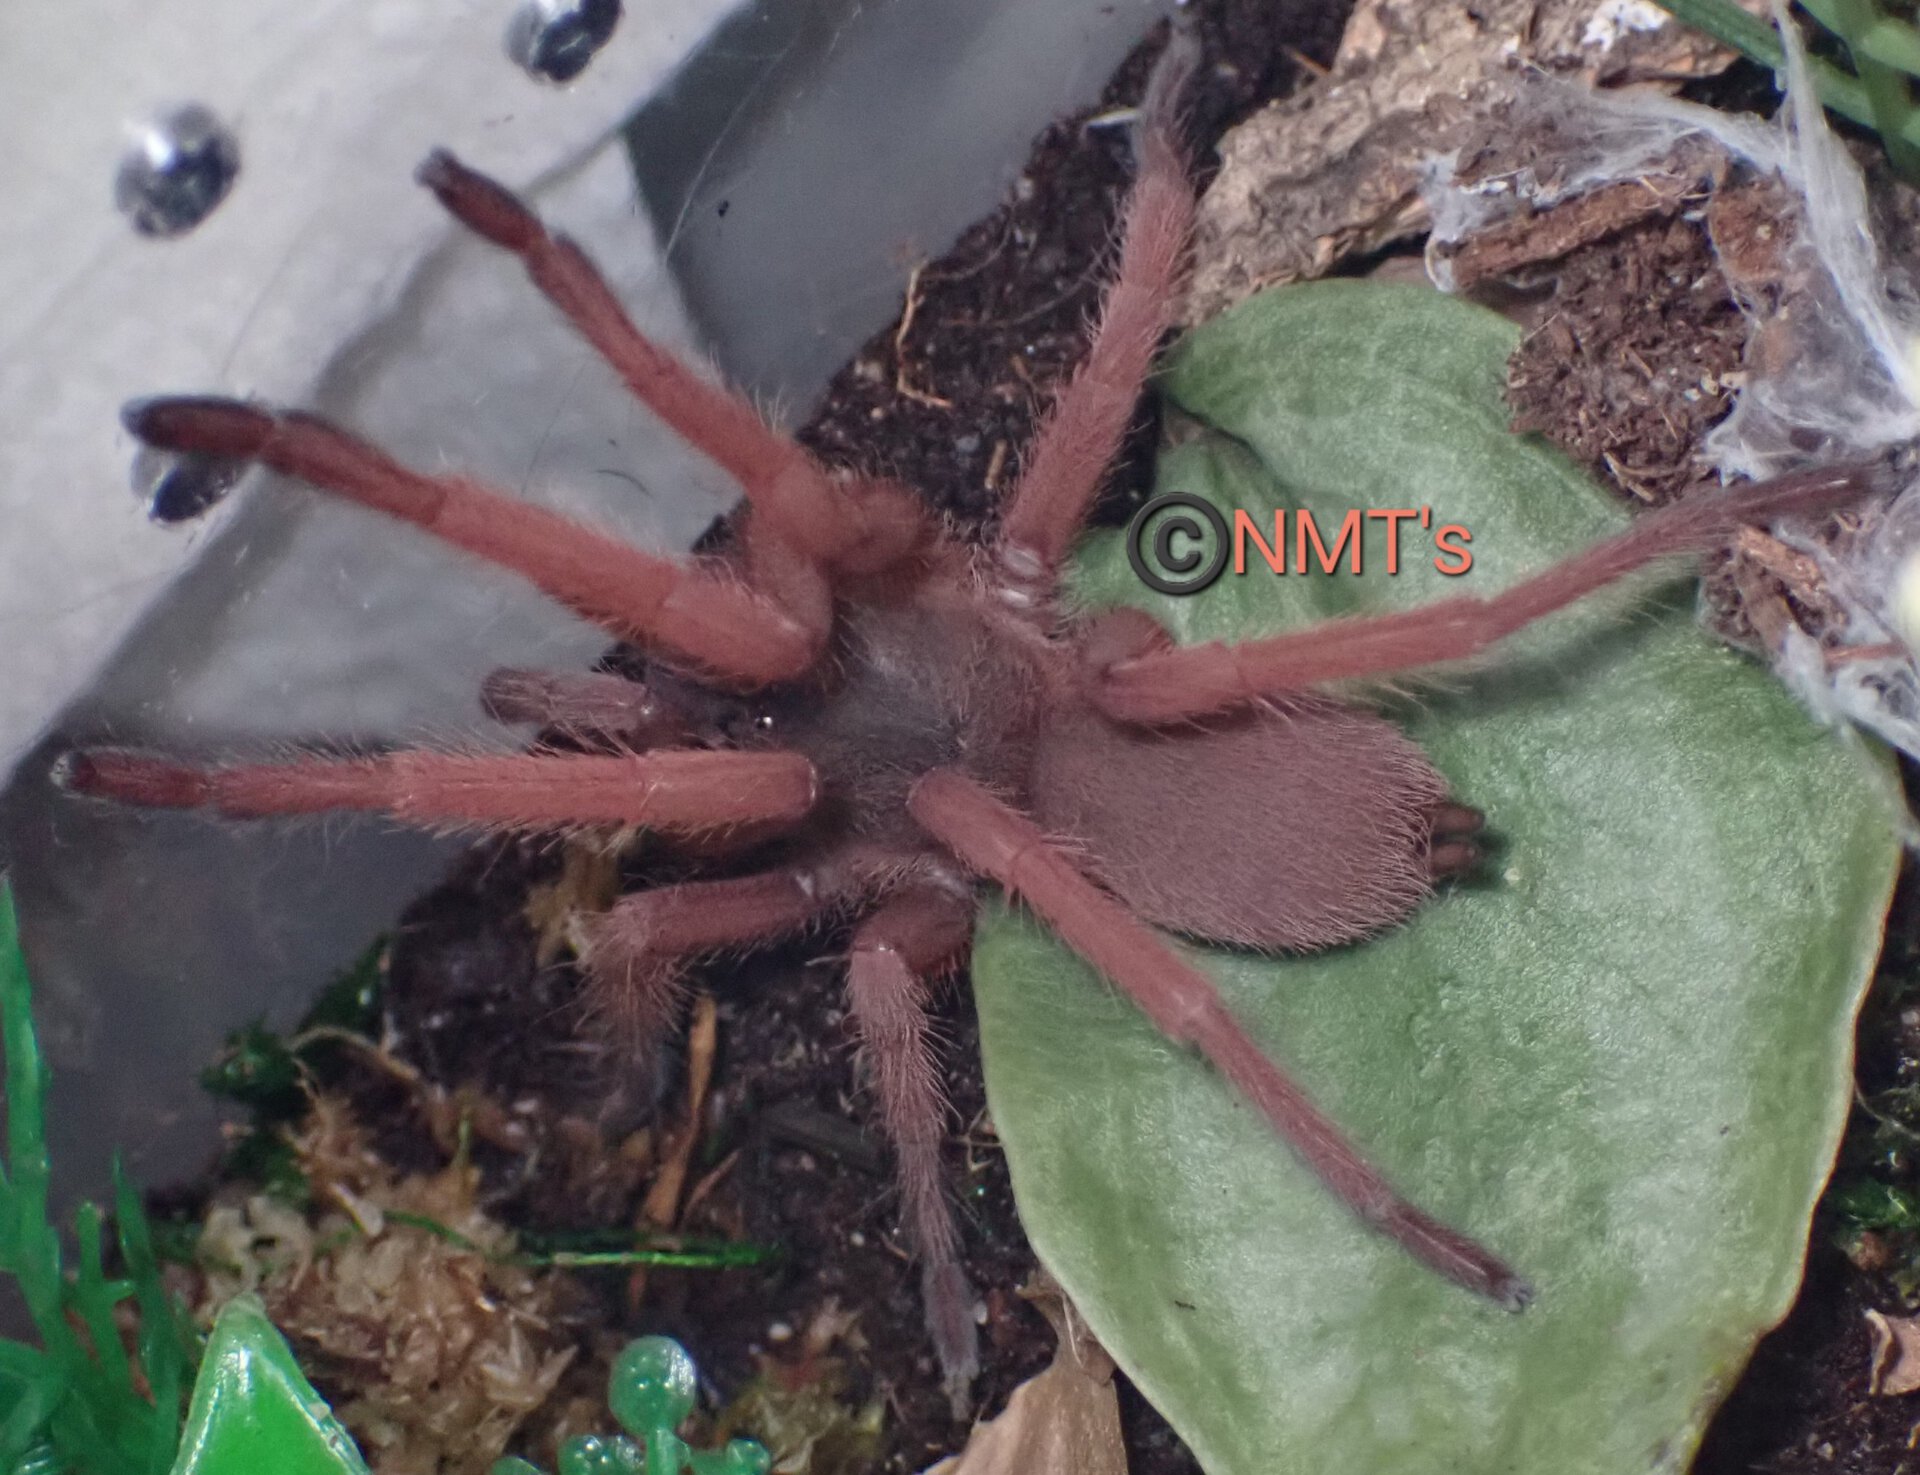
[63,29,1890,1399]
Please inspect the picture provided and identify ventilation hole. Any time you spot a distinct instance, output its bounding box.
[505,0,622,83]
[115,104,241,239]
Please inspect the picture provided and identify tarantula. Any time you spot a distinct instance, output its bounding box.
[63,32,1888,1394]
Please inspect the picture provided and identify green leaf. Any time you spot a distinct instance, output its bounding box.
[116,1162,195,1474]
[972,281,1900,1475]
[0,880,195,1475]
[296,937,385,1037]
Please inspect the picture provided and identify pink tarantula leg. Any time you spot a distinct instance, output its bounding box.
[1098,459,1898,724]
[584,862,868,1050]
[124,399,822,686]
[416,152,930,576]
[589,863,981,1394]
[908,769,1530,1309]
[995,26,1198,602]
[481,670,698,749]
[844,882,979,1396]
[59,747,817,835]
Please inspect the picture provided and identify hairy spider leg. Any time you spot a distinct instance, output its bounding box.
[417,150,931,577]
[587,860,980,1389]
[1097,458,1898,724]
[909,768,1531,1310]
[58,747,818,835]
[583,865,855,1050]
[995,26,1198,600]
[844,884,980,1399]
[481,670,699,749]
[740,505,836,650]
[124,399,825,687]
[582,844,919,1039]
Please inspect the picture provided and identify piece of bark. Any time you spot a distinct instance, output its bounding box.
[1447,168,1703,290]
[1183,0,1765,322]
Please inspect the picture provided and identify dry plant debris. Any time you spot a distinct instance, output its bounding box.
[628,992,720,1311]
[1867,1308,1920,1396]
[1433,124,1761,507]
[523,838,624,968]
[714,1300,886,1475]
[919,1279,1126,1475]
[194,1096,583,1475]
[1421,58,1920,686]
[1181,0,1764,322]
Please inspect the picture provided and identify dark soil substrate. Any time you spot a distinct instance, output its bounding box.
[186,9,1920,1474]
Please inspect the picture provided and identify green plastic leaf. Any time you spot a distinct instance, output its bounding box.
[170,1297,369,1475]
[0,881,195,1475]
[972,281,1900,1475]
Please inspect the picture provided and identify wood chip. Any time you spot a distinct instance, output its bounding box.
[1446,170,1704,290]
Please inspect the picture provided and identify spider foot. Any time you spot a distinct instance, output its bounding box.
[925,1259,981,1419]
[1427,801,1487,879]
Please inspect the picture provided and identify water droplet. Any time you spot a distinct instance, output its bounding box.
[114,105,240,238]
[505,0,622,83]
[131,445,245,524]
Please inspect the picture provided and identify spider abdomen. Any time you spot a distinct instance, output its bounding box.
[1029,697,1452,952]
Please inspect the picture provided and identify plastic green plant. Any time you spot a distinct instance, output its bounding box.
[490,1337,770,1475]
[971,281,1900,1474]
[167,1299,366,1475]
[0,895,771,1475]
[381,1213,778,1273]
[167,1300,770,1475]
[1654,0,1920,177]
[0,882,195,1475]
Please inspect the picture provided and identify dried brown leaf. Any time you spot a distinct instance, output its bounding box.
[920,1279,1126,1475]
